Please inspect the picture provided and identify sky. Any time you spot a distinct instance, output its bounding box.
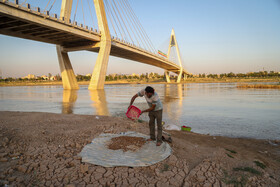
[0,0,280,78]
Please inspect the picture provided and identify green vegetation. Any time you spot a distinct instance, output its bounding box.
[254,161,266,169]
[226,153,234,158]
[237,84,280,89]
[137,119,145,123]
[222,165,263,187]
[233,167,261,175]
[1,70,279,87]
[222,170,248,187]
[226,148,237,154]
[161,163,170,172]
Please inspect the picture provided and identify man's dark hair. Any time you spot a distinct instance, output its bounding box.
[145,86,154,94]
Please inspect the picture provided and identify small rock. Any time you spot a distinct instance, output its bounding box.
[17,165,27,173]
[80,164,89,174]
[213,181,220,187]
[0,153,8,157]
[104,170,113,177]
[203,182,212,187]
[66,184,75,187]
[94,173,103,180]
[16,177,24,183]
[96,167,106,174]
[8,176,16,182]
[0,158,8,162]
[197,175,206,182]
[3,137,9,143]
[168,155,178,165]
[73,156,82,160]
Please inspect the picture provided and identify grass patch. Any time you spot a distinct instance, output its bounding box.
[254,161,266,169]
[137,119,144,123]
[233,167,261,175]
[237,84,280,89]
[222,170,248,187]
[226,148,237,154]
[226,153,234,158]
[161,163,170,172]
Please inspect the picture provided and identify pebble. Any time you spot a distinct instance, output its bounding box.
[0,158,8,162]
[17,165,27,173]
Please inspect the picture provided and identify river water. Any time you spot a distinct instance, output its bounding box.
[0,83,279,140]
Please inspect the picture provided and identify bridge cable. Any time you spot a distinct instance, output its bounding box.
[48,0,57,12]
[121,0,151,52]
[87,0,96,29]
[124,0,156,53]
[107,0,127,41]
[128,0,157,53]
[104,0,118,38]
[121,0,151,51]
[111,0,133,43]
[20,0,27,6]
[73,0,80,24]
[43,0,52,13]
[81,0,86,27]
[123,0,151,50]
[106,0,125,40]
[117,0,140,47]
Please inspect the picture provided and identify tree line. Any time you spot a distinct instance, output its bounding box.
[1,71,279,82]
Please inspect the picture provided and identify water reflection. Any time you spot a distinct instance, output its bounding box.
[1,83,279,139]
[62,90,78,114]
[163,84,186,121]
[89,89,110,116]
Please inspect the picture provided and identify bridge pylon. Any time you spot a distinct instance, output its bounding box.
[56,45,79,90]
[88,0,111,90]
[166,29,185,83]
[57,0,79,90]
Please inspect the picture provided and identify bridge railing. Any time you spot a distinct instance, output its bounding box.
[1,0,179,69]
[1,0,102,35]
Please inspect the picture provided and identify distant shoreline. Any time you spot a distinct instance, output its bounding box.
[0,78,279,87]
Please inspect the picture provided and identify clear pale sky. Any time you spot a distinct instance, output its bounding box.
[0,0,280,78]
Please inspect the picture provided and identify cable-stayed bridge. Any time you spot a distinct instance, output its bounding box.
[0,0,188,90]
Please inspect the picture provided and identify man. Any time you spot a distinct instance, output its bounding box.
[129,86,163,146]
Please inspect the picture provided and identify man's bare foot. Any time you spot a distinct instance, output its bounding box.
[156,142,162,146]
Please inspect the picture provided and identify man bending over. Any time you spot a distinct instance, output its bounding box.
[129,86,163,146]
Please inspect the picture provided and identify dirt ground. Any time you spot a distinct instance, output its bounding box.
[0,111,279,187]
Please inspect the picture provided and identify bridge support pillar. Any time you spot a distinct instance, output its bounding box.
[165,71,171,83]
[56,45,79,90]
[89,0,111,90]
[88,41,111,90]
[176,68,183,83]
[184,74,187,81]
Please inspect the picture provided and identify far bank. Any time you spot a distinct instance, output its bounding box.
[0,77,279,87]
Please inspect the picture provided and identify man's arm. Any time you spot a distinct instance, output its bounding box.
[141,104,156,114]
[129,94,138,108]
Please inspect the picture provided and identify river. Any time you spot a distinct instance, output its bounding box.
[0,83,279,140]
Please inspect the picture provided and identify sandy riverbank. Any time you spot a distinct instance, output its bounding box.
[0,111,279,186]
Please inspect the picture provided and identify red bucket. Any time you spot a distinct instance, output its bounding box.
[126,105,141,120]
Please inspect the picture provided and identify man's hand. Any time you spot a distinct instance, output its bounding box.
[129,94,138,109]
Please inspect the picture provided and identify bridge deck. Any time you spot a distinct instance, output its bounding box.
[0,1,187,75]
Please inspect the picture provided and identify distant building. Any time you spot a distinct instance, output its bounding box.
[86,73,92,77]
[41,75,48,80]
[22,74,36,79]
[131,73,140,78]
[50,76,57,81]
